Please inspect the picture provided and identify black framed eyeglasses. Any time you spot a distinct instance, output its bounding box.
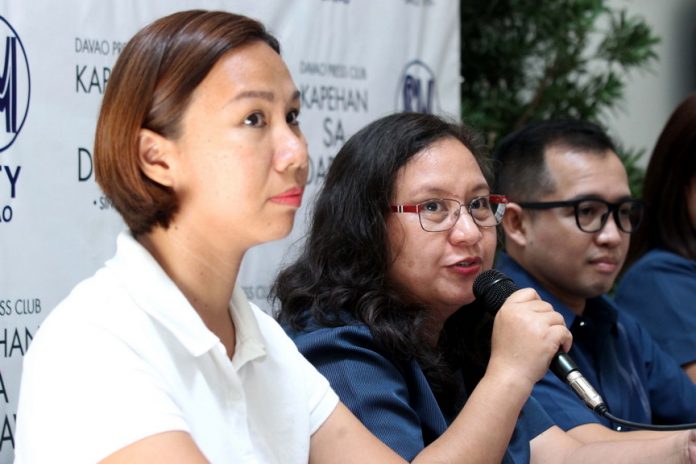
[390,194,508,232]
[517,198,644,234]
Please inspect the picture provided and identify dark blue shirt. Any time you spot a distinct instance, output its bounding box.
[286,315,553,463]
[616,248,696,366]
[497,252,696,431]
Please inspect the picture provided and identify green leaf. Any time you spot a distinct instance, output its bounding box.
[460,0,659,185]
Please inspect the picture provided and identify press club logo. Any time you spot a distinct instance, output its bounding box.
[0,16,30,153]
[395,60,439,114]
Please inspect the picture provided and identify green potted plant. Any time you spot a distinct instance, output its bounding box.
[460,0,660,196]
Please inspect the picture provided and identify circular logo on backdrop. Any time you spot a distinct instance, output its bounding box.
[0,16,31,153]
[394,60,439,114]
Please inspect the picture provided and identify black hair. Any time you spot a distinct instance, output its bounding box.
[273,112,493,410]
[494,119,616,201]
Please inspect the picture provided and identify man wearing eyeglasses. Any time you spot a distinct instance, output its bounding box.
[493,119,696,442]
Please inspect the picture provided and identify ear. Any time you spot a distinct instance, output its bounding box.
[137,128,176,188]
[501,202,529,248]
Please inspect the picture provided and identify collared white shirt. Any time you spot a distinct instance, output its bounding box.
[15,231,338,463]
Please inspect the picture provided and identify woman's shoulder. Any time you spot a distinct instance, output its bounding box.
[283,310,372,345]
[615,248,696,326]
[283,310,403,367]
[627,248,696,274]
[25,263,174,378]
[33,266,132,339]
[283,310,422,387]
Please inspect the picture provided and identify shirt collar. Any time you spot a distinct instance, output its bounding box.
[106,231,267,364]
[229,286,266,369]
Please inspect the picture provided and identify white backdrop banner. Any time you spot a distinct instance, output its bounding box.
[0,0,459,460]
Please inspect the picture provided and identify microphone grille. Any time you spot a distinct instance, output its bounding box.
[473,269,519,313]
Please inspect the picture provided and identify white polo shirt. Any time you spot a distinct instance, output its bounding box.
[15,231,338,463]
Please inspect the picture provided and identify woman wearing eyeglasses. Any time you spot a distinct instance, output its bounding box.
[274,112,696,463]
[16,12,456,464]
[616,93,696,383]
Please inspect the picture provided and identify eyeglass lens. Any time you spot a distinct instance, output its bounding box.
[575,200,643,233]
[419,197,504,232]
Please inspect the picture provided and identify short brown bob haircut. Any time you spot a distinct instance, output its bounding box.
[94,10,280,236]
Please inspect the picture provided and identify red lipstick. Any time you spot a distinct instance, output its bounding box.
[270,186,304,207]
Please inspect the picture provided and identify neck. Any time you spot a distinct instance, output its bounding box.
[506,250,587,315]
[425,320,444,347]
[557,294,586,315]
[530,274,587,315]
[424,307,454,347]
[137,223,245,356]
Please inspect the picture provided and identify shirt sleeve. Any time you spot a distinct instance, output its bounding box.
[532,313,696,430]
[291,324,429,461]
[519,397,554,437]
[15,315,188,464]
[531,369,603,431]
[505,397,554,463]
[248,305,340,436]
[623,314,696,424]
[281,330,339,436]
[616,251,696,366]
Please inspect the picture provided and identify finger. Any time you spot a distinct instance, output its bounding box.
[503,287,540,303]
[537,310,567,327]
[553,326,573,354]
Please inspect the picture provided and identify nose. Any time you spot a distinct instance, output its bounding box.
[448,208,483,245]
[595,212,623,247]
[274,125,309,175]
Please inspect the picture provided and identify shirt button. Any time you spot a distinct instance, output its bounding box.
[579,321,586,327]
[615,426,622,431]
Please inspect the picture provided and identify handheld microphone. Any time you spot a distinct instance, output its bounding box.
[472,269,606,412]
[473,269,696,431]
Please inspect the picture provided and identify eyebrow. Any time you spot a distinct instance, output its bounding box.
[231,89,301,103]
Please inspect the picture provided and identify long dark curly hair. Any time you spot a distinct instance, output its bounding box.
[273,112,495,412]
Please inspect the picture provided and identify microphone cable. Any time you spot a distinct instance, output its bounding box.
[473,269,696,432]
[594,404,696,431]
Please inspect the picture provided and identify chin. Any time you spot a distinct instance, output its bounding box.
[259,212,295,238]
[447,291,476,310]
[268,222,295,242]
[585,281,614,298]
[439,297,474,322]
